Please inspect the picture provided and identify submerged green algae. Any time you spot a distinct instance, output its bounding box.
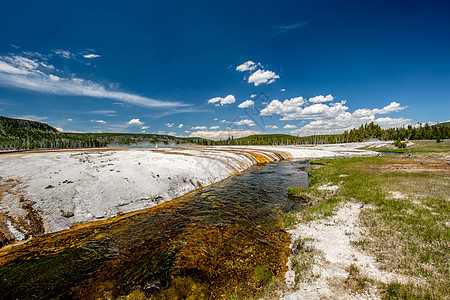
[0,160,309,299]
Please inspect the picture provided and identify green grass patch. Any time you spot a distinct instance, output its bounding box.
[287,187,307,195]
[253,265,272,287]
[283,212,298,229]
[302,145,449,298]
[383,282,435,300]
[302,197,341,221]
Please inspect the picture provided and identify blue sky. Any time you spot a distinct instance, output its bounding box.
[0,0,449,139]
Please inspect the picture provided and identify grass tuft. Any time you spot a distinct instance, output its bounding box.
[254,265,273,287]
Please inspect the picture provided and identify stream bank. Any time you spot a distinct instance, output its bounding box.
[0,143,382,245]
[0,159,312,299]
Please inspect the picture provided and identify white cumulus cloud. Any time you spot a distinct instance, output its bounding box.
[265,125,278,129]
[374,117,411,128]
[260,93,410,136]
[248,69,280,86]
[283,124,297,129]
[189,129,260,140]
[273,97,411,136]
[178,123,184,128]
[238,99,254,108]
[373,102,406,114]
[236,61,261,72]
[260,97,306,118]
[128,118,143,126]
[191,126,208,130]
[141,126,149,130]
[308,94,334,103]
[207,95,236,106]
[222,119,256,126]
[234,119,255,126]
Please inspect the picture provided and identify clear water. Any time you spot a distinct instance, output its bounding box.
[0,159,310,299]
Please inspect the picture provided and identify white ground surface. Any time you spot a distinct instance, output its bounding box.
[281,203,406,300]
[0,142,384,240]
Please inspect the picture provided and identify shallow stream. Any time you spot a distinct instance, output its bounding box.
[0,159,310,299]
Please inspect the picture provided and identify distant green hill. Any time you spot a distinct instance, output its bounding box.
[0,116,206,150]
[0,116,61,149]
[62,132,204,147]
[0,116,58,132]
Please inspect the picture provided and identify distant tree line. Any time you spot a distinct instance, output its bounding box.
[211,122,450,146]
[1,115,448,150]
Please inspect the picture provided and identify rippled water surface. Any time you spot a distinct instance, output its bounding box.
[0,160,310,299]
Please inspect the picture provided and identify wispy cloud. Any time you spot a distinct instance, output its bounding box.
[0,99,11,106]
[91,119,106,124]
[272,22,309,35]
[149,107,213,118]
[83,54,101,59]
[0,51,187,108]
[85,110,118,116]
[16,115,48,121]
[52,49,73,59]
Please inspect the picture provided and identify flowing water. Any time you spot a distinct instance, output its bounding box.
[0,159,310,299]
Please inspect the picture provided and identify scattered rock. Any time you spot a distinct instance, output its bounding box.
[61,210,74,218]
